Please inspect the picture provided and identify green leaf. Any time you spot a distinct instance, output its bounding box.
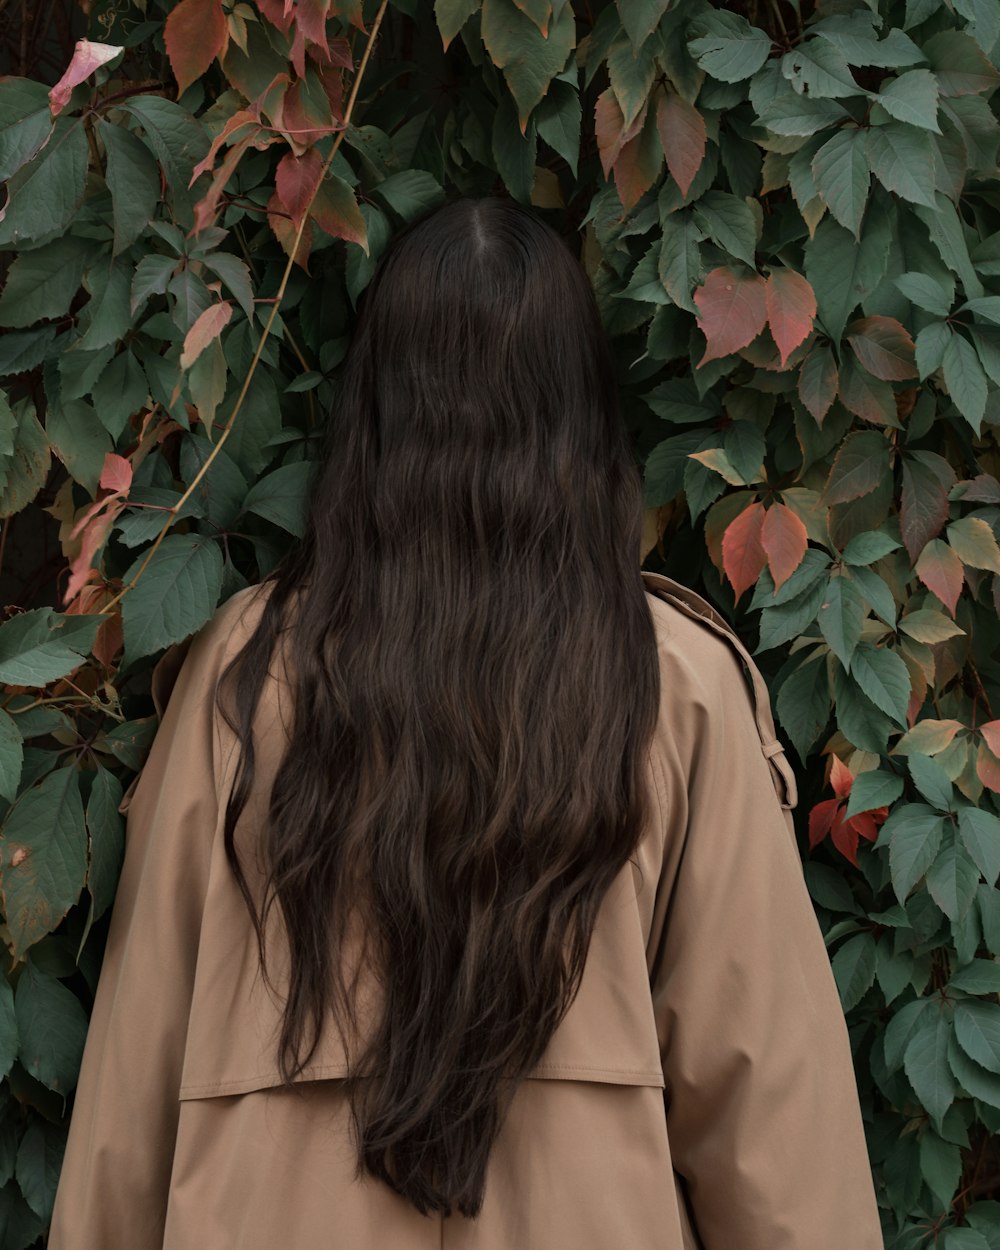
[817,572,865,670]
[201,252,255,323]
[84,763,124,926]
[0,78,52,181]
[846,566,897,628]
[816,24,925,69]
[957,809,1000,888]
[492,92,536,203]
[865,123,937,207]
[687,10,771,83]
[130,253,176,316]
[894,270,954,316]
[241,461,314,537]
[76,256,133,352]
[45,396,112,496]
[884,996,934,1071]
[908,752,955,812]
[947,517,1000,573]
[606,30,658,130]
[0,975,16,1083]
[0,709,23,804]
[947,1030,1000,1110]
[0,609,101,686]
[916,321,953,379]
[913,193,984,299]
[0,399,50,518]
[919,1127,962,1211]
[757,93,849,136]
[14,1118,65,1222]
[480,0,577,130]
[0,116,88,246]
[955,1002,1000,1074]
[850,642,911,725]
[0,236,88,329]
[876,70,941,131]
[0,768,87,959]
[804,212,891,344]
[927,831,980,922]
[91,349,149,440]
[904,1009,957,1126]
[536,78,581,177]
[810,127,869,236]
[120,533,224,665]
[923,30,1000,98]
[844,768,904,819]
[781,39,864,98]
[14,961,87,1093]
[658,211,703,313]
[949,960,1000,995]
[121,95,209,197]
[98,119,160,256]
[832,931,877,1010]
[691,191,758,268]
[943,333,988,433]
[883,802,944,903]
[842,530,901,565]
[775,656,831,764]
[822,430,891,505]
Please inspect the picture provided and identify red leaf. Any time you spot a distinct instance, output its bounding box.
[655,86,706,197]
[267,189,313,270]
[595,88,636,180]
[310,174,368,250]
[693,267,768,366]
[49,39,123,116]
[829,754,853,800]
[613,100,663,212]
[808,797,840,851]
[760,502,808,592]
[848,810,882,844]
[189,108,262,187]
[164,0,228,97]
[721,500,766,603]
[829,805,860,867]
[180,301,232,371]
[915,538,965,617]
[765,268,816,368]
[280,77,338,155]
[845,315,917,381]
[275,147,324,233]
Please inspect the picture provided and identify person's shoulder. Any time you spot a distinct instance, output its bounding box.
[641,571,749,709]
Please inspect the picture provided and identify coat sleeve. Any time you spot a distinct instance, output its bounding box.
[47,610,238,1250]
[647,610,884,1250]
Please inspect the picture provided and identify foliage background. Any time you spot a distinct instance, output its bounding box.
[0,0,998,1244]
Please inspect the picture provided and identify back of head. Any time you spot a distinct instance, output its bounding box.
[218,194,662,1217]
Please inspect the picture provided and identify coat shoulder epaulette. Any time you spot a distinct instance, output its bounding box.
[640,570,798,813]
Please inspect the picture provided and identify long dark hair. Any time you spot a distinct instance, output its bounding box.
[216,194,661,1218]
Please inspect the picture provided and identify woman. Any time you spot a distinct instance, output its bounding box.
[49,196,883,1248]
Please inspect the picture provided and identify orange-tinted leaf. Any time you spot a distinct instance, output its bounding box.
[655,86,706,197]
[977,740,1000,793]
[180,301,232,371]
[164,0,228,97]
[192,132,256,234]
[49,39,123,116]
[915,537,965,617]
[693,267,768,366]
[829,753,853,800]
[281,76,338,155]
[845,315,917,381]
[765,268,816,368]
[98,452,132,496]
[595,87,634,180]
[761,502,808,591]
[189,108,260,187]
[981,720,1000,757]
[848,810,882,844]
[721,499,766,602]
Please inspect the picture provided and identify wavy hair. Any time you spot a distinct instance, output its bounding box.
[216,194,661,1218]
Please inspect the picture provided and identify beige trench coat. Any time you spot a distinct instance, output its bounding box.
[48,570,884,1249]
